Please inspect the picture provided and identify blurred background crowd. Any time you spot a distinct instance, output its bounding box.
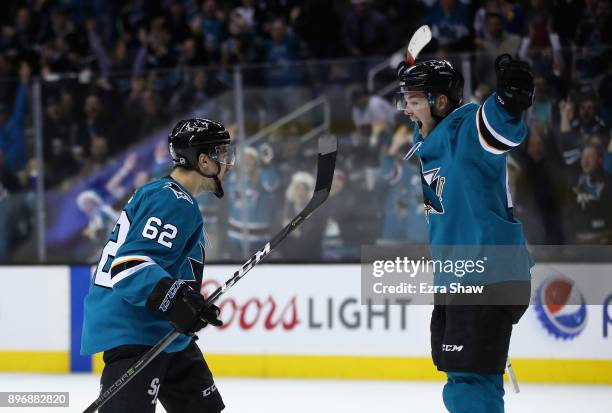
[0,0,611,264]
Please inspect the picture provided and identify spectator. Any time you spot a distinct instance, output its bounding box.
[575,0,612,82]
[267,126,311,177]
[518,0,564,77]
[176,36,208,71]
[475,12,521,87]
[7,8,38,57]
[598,62,612,125]
[39,9,87,75]
[499,0,526,35]
[558,95,608,164]
[199,0,226,62]
[124,87,169,140]
[514,124,566,244]
[427,0,472,51]
[604,135,612,175]
[262,17,305,117]
[526,75,555,126]
[479,12,521,55]
[0,62,29,172]
[343,0,391,57]
[351,88,396,130]
[79,135,110,176]
[226,146,279,259]
[136,18,178,72]
[151,140,172,178]
[262,17,302,87]
[471,82,492,105]
[551,0,584,45]
[379,126,428,243]
[85,21,133,88]
[43,95,79,187]
[474,0,501,40]
[75,93,111,157]
[573,95,608,136]
[76,189,120,256]
[293,0,343,59]
[278,171,325,260]
[319,169,361,260]
[169,68,214,116]
[233,0,257,31]
[166,0,193,44]
[220,10,256,66]
[0,149,24,262]
[565,144,612,243]
[95,152,152,212]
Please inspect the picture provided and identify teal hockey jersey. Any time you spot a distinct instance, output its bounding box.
[81,177,207,355]
[413,93,532,283]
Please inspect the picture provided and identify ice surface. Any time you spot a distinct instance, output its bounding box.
[0,374,610,413]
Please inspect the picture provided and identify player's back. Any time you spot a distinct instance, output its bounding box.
[81,177,206,355]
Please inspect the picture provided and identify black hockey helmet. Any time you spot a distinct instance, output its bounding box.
[169,118,234,169]
[168,118,235,198]
[396,59,464,110]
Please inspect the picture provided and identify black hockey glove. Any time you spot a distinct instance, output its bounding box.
[494,54,534,117]
[146,278,223,335]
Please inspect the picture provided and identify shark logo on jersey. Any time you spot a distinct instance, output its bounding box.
[187,243,205,287]
[421,165,445,220]
[164,182,194,204]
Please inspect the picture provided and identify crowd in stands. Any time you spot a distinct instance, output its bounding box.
[0,0,611,263]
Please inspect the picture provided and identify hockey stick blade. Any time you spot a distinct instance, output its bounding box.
[82,134,337,413]
[406,25,432,66]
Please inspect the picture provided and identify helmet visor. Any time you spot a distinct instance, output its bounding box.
[395,91,429,111]
[210,144,236,166]
[396,92,408,110]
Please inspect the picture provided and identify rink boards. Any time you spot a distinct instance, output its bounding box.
[0,265,610,384]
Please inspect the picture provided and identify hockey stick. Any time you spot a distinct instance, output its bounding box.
[406,25,432,66]
[399,25,432,162]
[506,358,520,393]
[83,134,337,413]
[390,25,432,74]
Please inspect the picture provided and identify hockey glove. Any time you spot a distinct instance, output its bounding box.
[146,278,223,335]
[494,54,534,117]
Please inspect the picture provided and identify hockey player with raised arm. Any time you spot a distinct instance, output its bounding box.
[81,118,235,412]
[396,55,535,412]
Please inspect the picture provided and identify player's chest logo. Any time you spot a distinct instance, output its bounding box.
[420,164,446,220]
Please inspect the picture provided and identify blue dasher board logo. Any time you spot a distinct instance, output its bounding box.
[535,275,587,340]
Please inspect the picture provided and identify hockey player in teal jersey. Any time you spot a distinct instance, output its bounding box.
[81,118,235,412]
[396,55,534,413]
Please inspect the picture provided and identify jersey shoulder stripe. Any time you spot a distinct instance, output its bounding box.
[476,106,510,155]
[476,94,526,155]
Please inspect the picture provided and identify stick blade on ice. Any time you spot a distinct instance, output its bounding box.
[406,25,432,65]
